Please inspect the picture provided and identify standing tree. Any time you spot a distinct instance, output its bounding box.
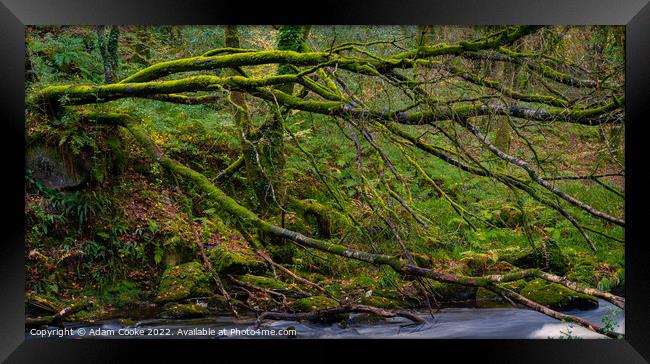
[96,25,120,83]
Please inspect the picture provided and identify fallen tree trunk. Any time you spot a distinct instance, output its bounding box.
[255,304,425,328]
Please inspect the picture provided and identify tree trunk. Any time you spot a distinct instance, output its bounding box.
[96,25,119,83]
[133,26,152,66]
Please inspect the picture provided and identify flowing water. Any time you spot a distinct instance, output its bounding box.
[26,299,623,339]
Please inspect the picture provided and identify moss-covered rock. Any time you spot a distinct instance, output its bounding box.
[208,245,267,275]
[237,274,287,290]
[155,262,212,303]
[460,251,513,276]
[160,303,209,319]
[288,296,338,312]
[360,294,400,309]
[520,278,598,311]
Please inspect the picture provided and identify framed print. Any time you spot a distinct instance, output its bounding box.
[1,0,649,362]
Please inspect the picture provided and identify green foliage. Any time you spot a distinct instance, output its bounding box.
[49,190,112,230]
[601,307,622,338]
[28,29,103,82]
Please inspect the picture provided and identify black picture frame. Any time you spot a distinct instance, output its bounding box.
[1,0,649,362]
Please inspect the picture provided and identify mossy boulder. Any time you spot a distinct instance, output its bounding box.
[208,245,267,275]
[509,241,569,276]
[238,274,287,290]
[288,296,338,312]
[459,251,513,276]
[160,303,209,319]
[520,278,598,311]
[360,294,400,309]
[155,262,212,303]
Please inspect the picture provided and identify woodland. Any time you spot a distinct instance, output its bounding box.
[24,25,625,338]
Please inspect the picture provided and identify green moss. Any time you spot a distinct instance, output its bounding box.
[105,280,142,307]
[267,243,296,265]
[520,278,598,311]
[155,262,212,303]
[351,272,377,290]
[360,294,400,309]
[160,303,209,319]
[208,245,267,275]
[288,296,338,312]
[238,274,286,290]
[510,241,570,276]
[459,251,500,275]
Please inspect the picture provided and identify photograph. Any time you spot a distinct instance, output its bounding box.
[23,24,626,340]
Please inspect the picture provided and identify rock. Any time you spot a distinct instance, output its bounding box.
[520,278,598,311]
[360,294,400,309]
[208,245,267,275]
[288,296,338,312]
[154,262,212,303]
[237,274,287,290]
[26,144,90,189]
[160,303,209,319]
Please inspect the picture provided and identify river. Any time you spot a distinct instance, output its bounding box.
[26,299,623,339]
